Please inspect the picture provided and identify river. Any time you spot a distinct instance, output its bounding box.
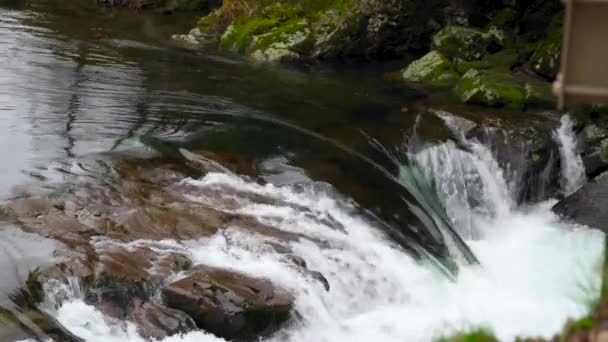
[0,1,604,341]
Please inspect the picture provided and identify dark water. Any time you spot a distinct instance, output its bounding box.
[0,1,569,340]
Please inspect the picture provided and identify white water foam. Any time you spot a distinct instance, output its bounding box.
[50,159,604,342]
[555,115,587,196]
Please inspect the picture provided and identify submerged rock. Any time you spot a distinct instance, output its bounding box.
[553,173,608,230]
[401,51,459,88]
[455,69,525,109]
[163,266,293,339]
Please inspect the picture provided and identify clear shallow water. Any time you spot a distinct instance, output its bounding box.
[0,1,605,341]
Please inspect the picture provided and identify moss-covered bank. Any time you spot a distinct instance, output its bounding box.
[399,2,563,110]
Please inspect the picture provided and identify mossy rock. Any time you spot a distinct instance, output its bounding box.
[250,18,313,62]
[219,16,282,53]
[402,51,460,88]
[455,68,526,109]
[529,14,563,80]
[456,49,519,74]
[484,8,518,32]
[523,76,556,108]
[432,26,490,61]
[183,0,451,62]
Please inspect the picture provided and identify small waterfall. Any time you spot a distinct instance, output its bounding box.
[554,115,586,196]
[412,140,513,240]
[38,114,604,342]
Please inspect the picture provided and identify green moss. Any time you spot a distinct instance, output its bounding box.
[219,15,281,52]
[455,68,526,109]
[402,51,459,88]
[456,49,519,74]
[197,11,221,32]
[529,14,563,79]
[568,317,594,333]
[435,328,498,342]
[432,26,490,61]
[523,76,556,108]
[485,8,518,31]
[252,18,311,53]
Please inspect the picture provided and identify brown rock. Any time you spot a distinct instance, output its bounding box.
[163,266,293,340]
[129,300,196,340]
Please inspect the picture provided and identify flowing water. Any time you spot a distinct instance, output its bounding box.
[0,1,605,342]
[555,115,587,196]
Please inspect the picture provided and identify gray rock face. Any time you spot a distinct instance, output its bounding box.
[553,173,608,230]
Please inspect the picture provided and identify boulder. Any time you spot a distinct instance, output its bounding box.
[431,26,490,61]
[553,173,608,230]
[582,137,608,179]
[466,123,560,203]
[87,242,192,318]
[401,51,459,88]
[455,69,526,109]
[163,266,293,340]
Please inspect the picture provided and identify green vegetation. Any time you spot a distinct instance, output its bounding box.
[529,14,563,79]
[435,328,498,342]
[455,69,526,110]
[431,26,490,62]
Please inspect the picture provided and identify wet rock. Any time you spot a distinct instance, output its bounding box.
[553,173,608,230]
[163,266,293,340]
[129,300,197,339]
[431,26,490,61]
[466,123,560,203]
[401,51,459,88]
[455,69,525,109]
[582,138,608,180]
[87,241,191,318]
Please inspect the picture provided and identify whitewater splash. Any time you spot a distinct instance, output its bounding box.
[40,115,604,342]
[555,115,587,196]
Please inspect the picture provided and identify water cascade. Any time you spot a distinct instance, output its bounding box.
[555,115,587,196]
[41,117,604,342]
